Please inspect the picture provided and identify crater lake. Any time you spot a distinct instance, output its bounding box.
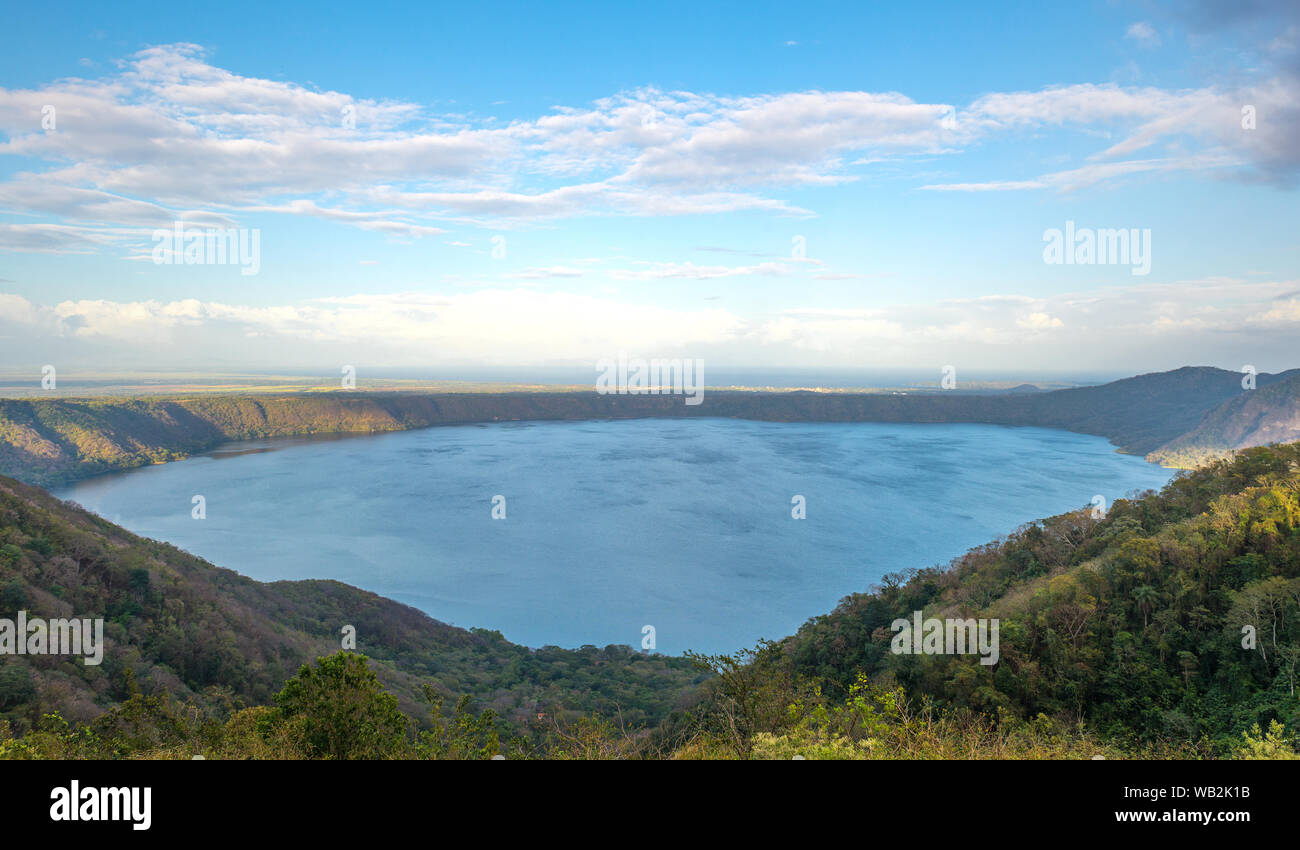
[55,418,1175,655]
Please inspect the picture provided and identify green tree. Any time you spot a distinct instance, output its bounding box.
[0,579,25,613]
[415,688,500,760]
[274,652,408,760]
[1133,585,1158,627]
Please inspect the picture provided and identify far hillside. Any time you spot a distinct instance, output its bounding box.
[1150,371,1300,467]
[1,365,1295,486]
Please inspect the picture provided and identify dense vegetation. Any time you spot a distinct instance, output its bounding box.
[3,366,1296,486]
[769,442,1300,752]
[2,647,1292,760]
[2,441,1298,758]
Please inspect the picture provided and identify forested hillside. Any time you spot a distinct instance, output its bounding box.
[1150,371,1300,468]
[765,442,1300,751]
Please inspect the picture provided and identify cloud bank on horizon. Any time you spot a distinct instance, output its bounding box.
[1,0,1298,375]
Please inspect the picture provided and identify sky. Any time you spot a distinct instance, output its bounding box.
[0,0,1298,379]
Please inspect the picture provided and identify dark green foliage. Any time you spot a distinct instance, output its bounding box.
[274,652,408,759]
[1,578,24,612]
[777,443,1300,751]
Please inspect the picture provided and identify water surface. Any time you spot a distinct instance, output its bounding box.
[57,419,1173,654]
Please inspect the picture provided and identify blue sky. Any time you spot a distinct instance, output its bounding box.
[1,0,1297,376]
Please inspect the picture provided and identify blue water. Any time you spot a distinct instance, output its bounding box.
[55,419,1174,654]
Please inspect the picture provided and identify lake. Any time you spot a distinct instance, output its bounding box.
[56,419,1174,654]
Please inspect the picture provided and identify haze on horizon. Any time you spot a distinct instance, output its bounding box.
[1,0,1298,377]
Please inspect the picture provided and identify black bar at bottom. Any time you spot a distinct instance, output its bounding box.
[2,758,1289,837]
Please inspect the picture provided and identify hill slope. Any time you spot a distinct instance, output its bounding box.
[3,366,1296,486]
[1151,371,1300,467]
[769,442,1300,748]
[1006,366,1298,455]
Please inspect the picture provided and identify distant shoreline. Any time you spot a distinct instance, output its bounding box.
[4,366,1294,488]
[2,366,1277,488]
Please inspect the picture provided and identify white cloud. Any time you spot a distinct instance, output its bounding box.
[1125,22,1161,48]
[0,42,1294,266]
[1017,312,1064,330]
[921,153,1241,192]
[4,277,1298,370]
